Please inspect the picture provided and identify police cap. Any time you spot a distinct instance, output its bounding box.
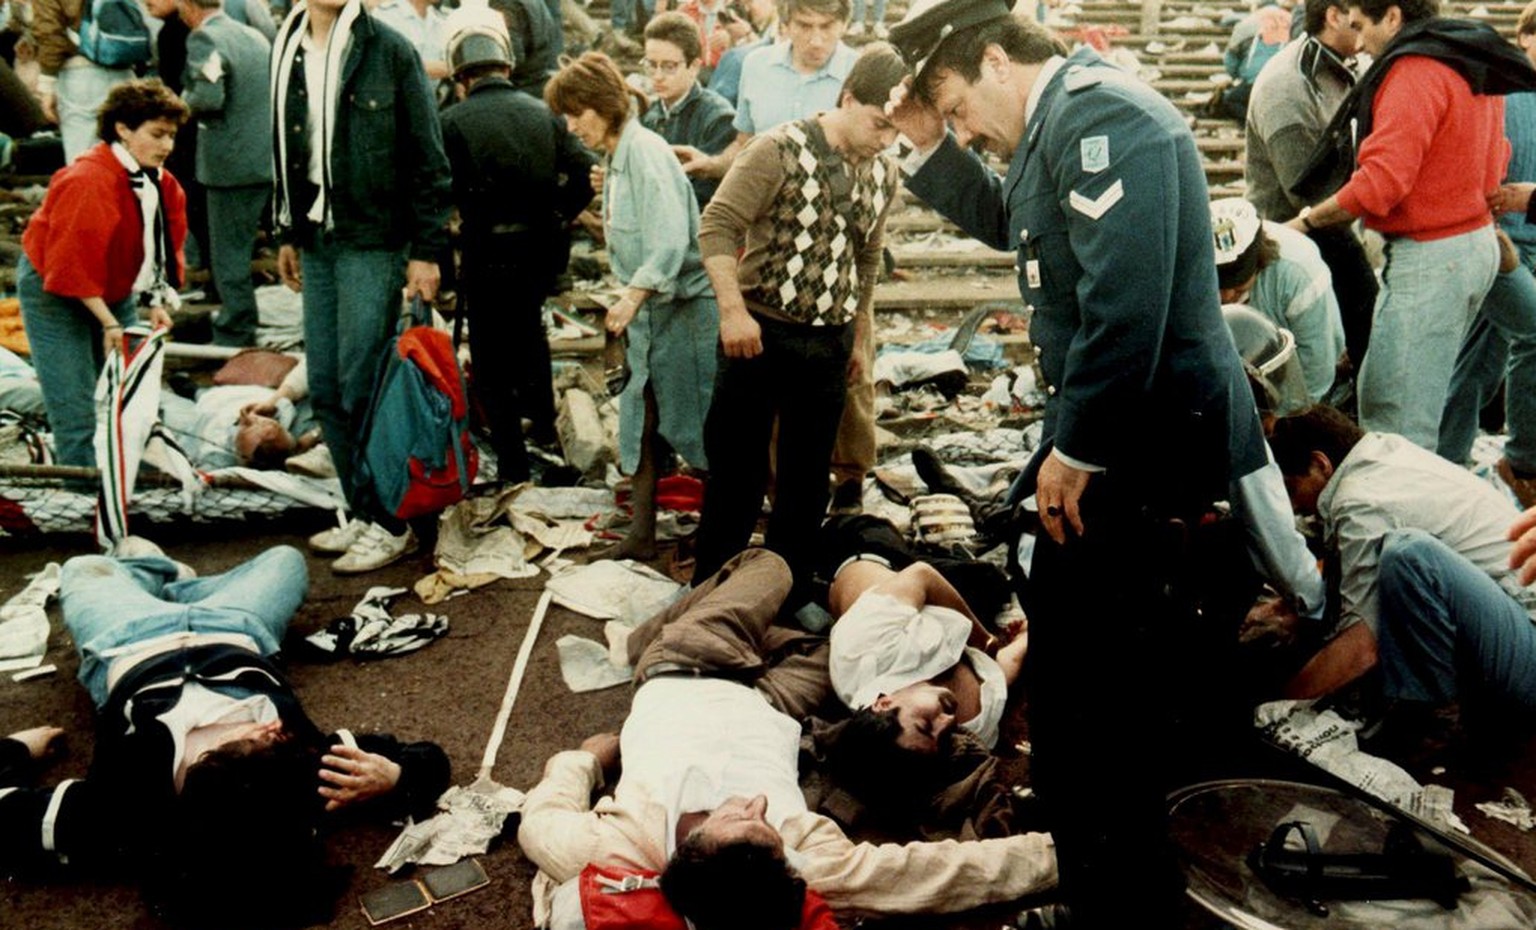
[888,0,1013,76]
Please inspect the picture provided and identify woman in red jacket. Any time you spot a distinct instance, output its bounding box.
[19,79,188,468]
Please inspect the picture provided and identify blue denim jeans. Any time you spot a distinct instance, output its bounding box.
[17,255,136,467]
[61,546,308,707]
[1376,528,1536,714]
[851,0,888,24]
[609,0,656,33]
[55,59,132,163]
[299,233,405,524]
[1358,225,1498,449]
[1437,252,1536,472]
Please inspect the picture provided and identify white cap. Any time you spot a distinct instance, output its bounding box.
[444,0,511,48]
[1210,197,1261,266]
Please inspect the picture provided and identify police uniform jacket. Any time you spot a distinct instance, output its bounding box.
[0,643,449,877]
[439,75,595,253]
[908,47,1267,510]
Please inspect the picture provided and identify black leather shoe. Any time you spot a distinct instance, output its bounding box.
[1016,903,1074,930]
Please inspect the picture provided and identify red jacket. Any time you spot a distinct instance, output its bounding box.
[1337,55,1508,241]
[22,143,188,303]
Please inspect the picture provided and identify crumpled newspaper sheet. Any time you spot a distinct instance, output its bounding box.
[305,586,448,658]
[548,562,681,693]
[1255,699,1469,833]
[1476,788,1535,831]
[544,559,681,625]
[375,783,525,872]
[0,563,60,673]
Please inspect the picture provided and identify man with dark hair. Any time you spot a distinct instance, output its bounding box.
[270,0,453,574]
[642,11,737,207]
[1245,0,1377,376]
[1290,0,1536,450]
[0,542,449,927]
[828,559,1025,752]
[1267,406,1536,741]
[690,44,903,595]
[518,548,1058,926]
[887,4,1272,925]
[439,21,594,480]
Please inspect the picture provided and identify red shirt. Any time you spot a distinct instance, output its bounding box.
[1336,55,1508,241]
[22,143,188,303]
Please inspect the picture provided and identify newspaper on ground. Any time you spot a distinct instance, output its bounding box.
[1256,699,1469,834]
[0,562,59,672]
[374,783,526,872]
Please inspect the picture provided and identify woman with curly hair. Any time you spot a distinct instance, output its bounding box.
[20,78,188,467]
[546,52,717,559]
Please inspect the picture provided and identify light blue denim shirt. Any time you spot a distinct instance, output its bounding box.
[604,117,710,300]
[732,41,856,135]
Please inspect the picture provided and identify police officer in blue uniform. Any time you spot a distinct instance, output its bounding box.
[889,3,1269,926]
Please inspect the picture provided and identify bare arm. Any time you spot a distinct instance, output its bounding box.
[1283,621,1379,699]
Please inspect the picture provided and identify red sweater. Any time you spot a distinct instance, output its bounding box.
[1336,55,1508,242]
[22,143,188,303]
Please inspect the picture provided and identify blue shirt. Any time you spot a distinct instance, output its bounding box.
[604,118,710,300]
[710,33,771,106]
[732,40,856,135]
[1503,92,1536,252]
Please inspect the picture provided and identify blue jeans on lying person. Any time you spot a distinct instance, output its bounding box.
[61,545,308,707]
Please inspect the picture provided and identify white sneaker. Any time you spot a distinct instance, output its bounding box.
[331,523,418,575]
[309,517,366,555]
[872,21,888,37]
[848,19,866,34]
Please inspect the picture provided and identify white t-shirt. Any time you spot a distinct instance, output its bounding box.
[829,590,1007,749]
[618,677,805,857]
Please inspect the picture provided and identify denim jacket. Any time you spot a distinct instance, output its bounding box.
[273,8,451,259]
[603,118,709,301]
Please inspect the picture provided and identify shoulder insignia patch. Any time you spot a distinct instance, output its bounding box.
[1080,135,1108,173]
[1063,67,1105,93]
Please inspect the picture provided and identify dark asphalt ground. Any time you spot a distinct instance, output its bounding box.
[0,513,1533,930]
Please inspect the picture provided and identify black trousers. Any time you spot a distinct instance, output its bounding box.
[1022,478,1211,926]
[692,314,853,589]
[462,238,558,483]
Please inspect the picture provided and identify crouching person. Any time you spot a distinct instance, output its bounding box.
[0,543,450,927]
[518,548,1057,930]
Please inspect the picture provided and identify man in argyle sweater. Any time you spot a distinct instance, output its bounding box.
[691,44,904,603]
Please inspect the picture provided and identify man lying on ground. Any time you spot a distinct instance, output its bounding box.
[0,541,449,927]
[519,548,1056,930]
[827,557,1026,755]
[159,357,324,471]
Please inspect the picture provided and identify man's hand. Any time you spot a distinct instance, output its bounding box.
[1492,182,1536,216]
[7,725,64,759]
[277,244,303,292]
[1510,507,1536,585]
[672,144,717,178]
[318,744,402,812]
[886,78,945,153]
[405,260,440,303]
[1239,595,1303,646]
[147,305,174,331]
[720,308,762,358]
[1035,452,1091,544]
[579,732,621,782]
[39,93,57,125]
[590,163,606,191]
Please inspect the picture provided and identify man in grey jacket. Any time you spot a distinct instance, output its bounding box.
[179,0,272,347]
